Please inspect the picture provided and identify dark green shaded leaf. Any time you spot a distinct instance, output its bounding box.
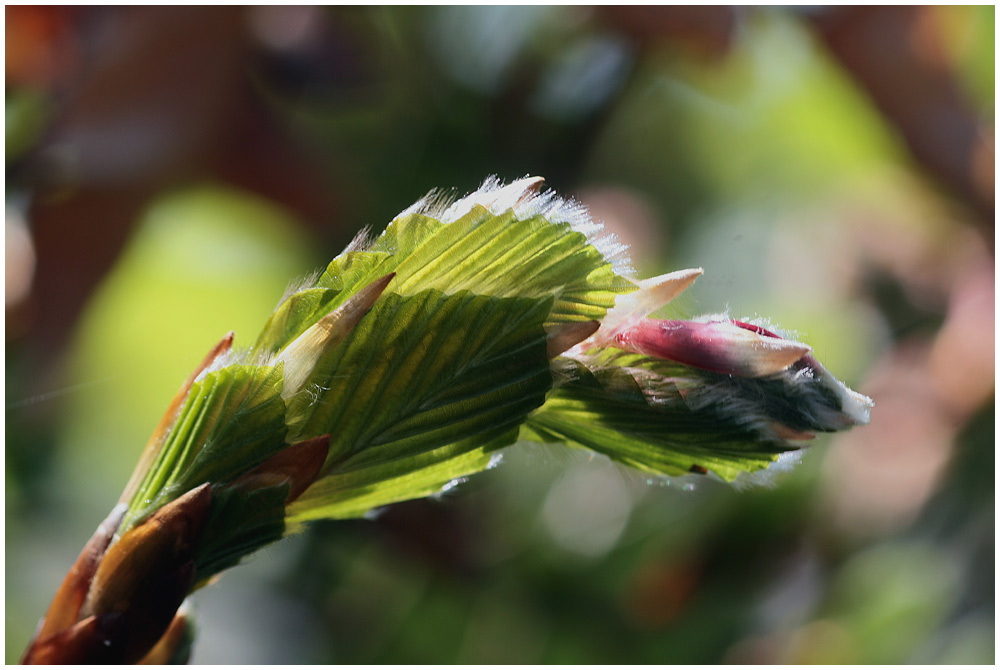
[194,482,289,580]
[522,354,796,481]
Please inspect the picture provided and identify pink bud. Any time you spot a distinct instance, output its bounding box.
[614,318,812,378]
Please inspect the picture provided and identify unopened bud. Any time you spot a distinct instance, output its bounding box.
[83,484,211,620]
[277,273,395,398]
[615,318,811,378]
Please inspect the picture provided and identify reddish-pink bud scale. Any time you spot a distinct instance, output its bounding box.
[615,319,811,378]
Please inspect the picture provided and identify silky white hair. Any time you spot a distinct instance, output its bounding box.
[395,175,634,278]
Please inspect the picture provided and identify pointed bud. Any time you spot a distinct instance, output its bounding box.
[83,484,211,620]
[615,318,811,378]
[277,273,395,399]
[587,268,703,348]
[232,434,330,503]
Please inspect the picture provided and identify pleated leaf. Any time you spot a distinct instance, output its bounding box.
[285,290,553,518]
[287,431,510,524]
[255,195,635,517]
[123,363,288,532]
[97,177,873,614]
[376,208,633,324]
[252,205,634,358]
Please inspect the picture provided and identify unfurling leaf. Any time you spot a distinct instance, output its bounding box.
[24,176,872,664]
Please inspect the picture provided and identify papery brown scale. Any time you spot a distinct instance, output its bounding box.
[278,273,395,398]
[82,484,211,619]
[31,503,126,642]
[232,434,330,503]
[112,560,196,664]
[27,487,212,664]
[21,614,118,664]
[546,320,600,358]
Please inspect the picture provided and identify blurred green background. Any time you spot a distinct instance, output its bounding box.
[6,6,994,664]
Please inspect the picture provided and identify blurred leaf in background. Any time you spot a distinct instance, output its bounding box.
[62,187,318,502]
[5,5,994,664]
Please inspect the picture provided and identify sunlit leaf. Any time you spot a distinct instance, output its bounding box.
[123,363,287,532]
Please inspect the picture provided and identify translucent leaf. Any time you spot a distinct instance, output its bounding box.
[123,364,287,532]
[288,431,510,523]
[253,204,634,359]
[284,291,552,516]
[260,194,634,516]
